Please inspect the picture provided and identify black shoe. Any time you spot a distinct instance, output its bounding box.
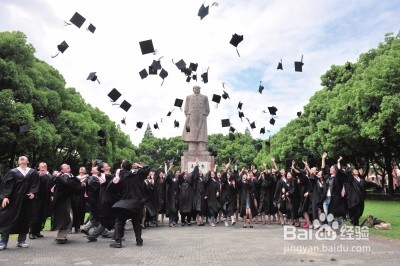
[110,242,122,248]
[102,234,112,238]
[29,233,37,239]
[181,222,185,226]
[87,237,97,242]
[35,233,44,238]
[136,239,143,246]
[55,239,67,244]
[187,222,192,226]
[80,229,89,236]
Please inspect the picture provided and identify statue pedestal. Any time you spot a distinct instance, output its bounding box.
[181,150,214,173]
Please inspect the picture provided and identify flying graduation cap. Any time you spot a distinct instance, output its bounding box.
[229,33,243,57]
[135,121,144,131]
[159,68,168,85]
[121,117,126,125]
[201,68,209,83]
[277,59,283,70]
[87,23,96,33]
[260,127,266,134]
[120,100,132,112]
[139,39,155,55]
[87,72,100,84]
[238,102,243,110]
[108,88,122,102]
[174,98,183,110]
[65,12,86,28]
[174,120,180,128]
[238,111,245,121]
[258,81,264,94]
[269,118,275,125]
[150,56,163,72]
[154,122,159,130]
[139,68,148,79]
[297,111,302,117]
[294,55,304,72]
[173,59,186,71]
[249,121,256,130]
[52,41,69,58]
[198,2,218,20]
[221,119,230,128]
[267,106,278,116]
[212,94,221,107]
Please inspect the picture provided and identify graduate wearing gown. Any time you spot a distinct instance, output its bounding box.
[0,156,39,250]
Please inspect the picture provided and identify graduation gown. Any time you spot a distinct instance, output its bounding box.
[71,176,87,228]
[220,172,236,216]
[322,169,348,218]
[165,171,179,217]
[0,168,39,234]
[144,180,157,217]
[30,172,53,226]
[205,176,220,216]
[178,175,194,214]
[99,174,119,230]
[192,167,207,215]
[85,175,101,220]
[259,173,276,215]
[51,173,81,231]
[153,169,165,214]
[238,179,257,217]
[286,177,300,219]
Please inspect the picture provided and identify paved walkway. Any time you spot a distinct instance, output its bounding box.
[0,222,399,265]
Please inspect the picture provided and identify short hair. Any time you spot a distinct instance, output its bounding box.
[121,160,132,171]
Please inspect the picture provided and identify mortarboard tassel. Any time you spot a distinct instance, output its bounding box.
[63,21,72,26]
[236,48,240,57]
[51,52,60,58]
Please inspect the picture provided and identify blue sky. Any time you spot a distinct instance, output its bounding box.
[0,0,399,145]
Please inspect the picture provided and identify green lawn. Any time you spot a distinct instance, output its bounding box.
[360,200,400,240]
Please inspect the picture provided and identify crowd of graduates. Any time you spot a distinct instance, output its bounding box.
[0,152,366,250]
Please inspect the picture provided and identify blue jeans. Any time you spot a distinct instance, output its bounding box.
[1,231,27,244]
[323,196,331,217]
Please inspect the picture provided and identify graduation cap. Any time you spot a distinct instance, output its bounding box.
[265,139,271,146]
[269,118,275,125]
[139,69,148,79]
[154,122,159,130]
[198,2,218,20]
[87,72,100,84]
[267,106,278,116]
[221,119,230,127]
[87,23,96,33]
[238,102,243,110]
[120,100,132,112]
[294,55,304,72]
[148,66,157,75]
[167,109,174,116]
[98,138,106,146]
[297,111,302,117]
[208,148,218,157]
[249,121,256,129]
[151,57,163,71]
[258,81,264,94]
[212,94,221,107]
[186,76,191,83]
[192,74,197,81]
[201,68,209,83]
[174,120,179,128]
[139,39,155,55]
[52,41,69,58]
[345,61,352,71]
[229,33,243,57]
[174,98,183,110]
[277,59,283,70]
[229,132,235,141]
[97,129,106,138]
[135,122,144,130]
[173,59,186,71]
[260,127,266,134]
[238,111,245,121]
[108,88,122,102]
[229,126,236,133]
[66,12,86,28]
[121,118,126,125]
[189,63,198,72]
[222,91,230,100]
[159,68,168,86]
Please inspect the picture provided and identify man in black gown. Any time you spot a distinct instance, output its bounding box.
[0,156,39,250]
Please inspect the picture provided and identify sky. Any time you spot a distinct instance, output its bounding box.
[1,0,400,146]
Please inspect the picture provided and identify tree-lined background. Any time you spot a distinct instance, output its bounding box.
[1,31,399,195]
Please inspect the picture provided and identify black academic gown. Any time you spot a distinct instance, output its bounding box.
[144,179,157,217]
[0,168,39,234]
[98,174,119,230]
[30,172,53,231]
[238,178,257,217]
[165,171,180,217]
[51,173,81,231]
[286,177,300,220]
[308,174,321,221]
[192,167,207,215]
[178,175,194,214]
[85,175,101,220]
[220,172,236,217]
[259,173,276,215]
[321,168,348,218]
[71,177,87,229]
[205,175,220,216]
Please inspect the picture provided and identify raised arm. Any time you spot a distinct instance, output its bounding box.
[271,157,278,171]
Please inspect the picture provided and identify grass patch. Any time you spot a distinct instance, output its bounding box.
[360,200,400,240]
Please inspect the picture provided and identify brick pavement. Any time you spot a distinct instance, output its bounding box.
[0,221,399,265]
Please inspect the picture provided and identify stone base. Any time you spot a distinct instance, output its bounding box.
[181,150,214,173]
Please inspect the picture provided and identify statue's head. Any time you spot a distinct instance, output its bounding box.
[193,85,201,94]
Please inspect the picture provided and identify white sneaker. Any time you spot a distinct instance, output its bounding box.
[17,242,29,248]
[225,221,229,227]
[231,220,236,226]
[0,242,6,250]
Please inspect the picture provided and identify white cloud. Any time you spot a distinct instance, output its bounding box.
[1,0,399,145]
